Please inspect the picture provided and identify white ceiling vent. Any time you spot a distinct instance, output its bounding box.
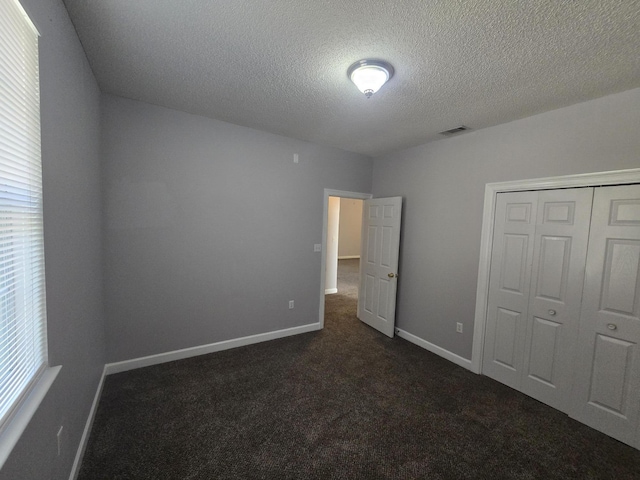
[439,126,471,136]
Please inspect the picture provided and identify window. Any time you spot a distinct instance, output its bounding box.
[0,0,48,435]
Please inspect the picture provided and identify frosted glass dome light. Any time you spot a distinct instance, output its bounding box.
[347,60,394,98]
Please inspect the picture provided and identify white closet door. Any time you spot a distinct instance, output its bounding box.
[572,184,640,448]
[520,188,593,413]
[482,191,537,389]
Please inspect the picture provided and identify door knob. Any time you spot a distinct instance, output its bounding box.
[548,310,556,316]
[388,273,397,278]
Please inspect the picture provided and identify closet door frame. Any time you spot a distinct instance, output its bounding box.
[472,168,640,375]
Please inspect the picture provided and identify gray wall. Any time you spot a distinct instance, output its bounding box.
[0,0,106,479]
[102,95,373,363]
[372,87,640,361]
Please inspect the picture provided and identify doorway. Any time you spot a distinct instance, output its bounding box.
[319,189,372,328]
[325,196,364,296]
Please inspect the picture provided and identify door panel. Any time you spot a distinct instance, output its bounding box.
[357,197,402,337]
[501,234,529,293]
[493,308,520,369]
[364,274,375,313]
[377,278,390,319]
[521,188,593,412]
[527,316,561,385]
[381,227,393,267]
[366,226,376,260]
[482,191,537,388]
[588,334,634,414]
[572,184,640,447]
[534,236,570,301]
[600,240,640,315]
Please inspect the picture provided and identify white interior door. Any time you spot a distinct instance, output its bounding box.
[357,197,402,337]
[482,191,538,389]
[571,184,640,448]
[520,188,593,413]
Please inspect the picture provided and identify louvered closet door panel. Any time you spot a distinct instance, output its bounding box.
[520,188,593,413]
[482,191,538,389]
[572,184,640,448]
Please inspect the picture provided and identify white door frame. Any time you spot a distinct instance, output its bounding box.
[319,189,372,328]
[472,168,640,374]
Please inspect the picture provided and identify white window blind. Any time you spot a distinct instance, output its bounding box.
[0,0,47,431]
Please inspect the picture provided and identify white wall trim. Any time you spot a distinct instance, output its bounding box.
[471,168,640,374]
[105,323,322,375]
[325,288,338,295]
[70,322,324,477]
[0,365,61,470]
[69,366,107,480]
[395,328,473,371]
[338,255,360,260]
[320,189,372,329]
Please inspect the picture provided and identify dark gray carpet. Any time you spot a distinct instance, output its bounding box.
[78,261,640,479]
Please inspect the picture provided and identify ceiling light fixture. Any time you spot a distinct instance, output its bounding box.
[347,59,394,98]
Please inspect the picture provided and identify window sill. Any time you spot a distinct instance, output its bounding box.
[0,365,61,469]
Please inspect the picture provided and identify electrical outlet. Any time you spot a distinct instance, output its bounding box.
[456,322,463,333]
[289,300,294,309]
[314,244,321,252]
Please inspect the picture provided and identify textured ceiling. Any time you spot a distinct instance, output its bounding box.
[62,0,640,157]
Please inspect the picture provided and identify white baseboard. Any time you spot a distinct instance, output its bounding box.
[69,365,107,480]
[69,322,323,477]
[338,255,360,260]
[325,288,338,294]
[395,328,474,372]
[105,323,322,375]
